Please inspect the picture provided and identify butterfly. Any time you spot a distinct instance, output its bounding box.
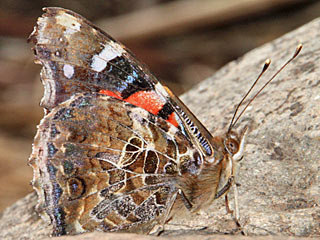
[28,7,301,236]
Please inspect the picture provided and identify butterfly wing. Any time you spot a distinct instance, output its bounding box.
[28,7,229,236]
[29,7,155,110]
[29,93,203,235]
[28,7,215,157]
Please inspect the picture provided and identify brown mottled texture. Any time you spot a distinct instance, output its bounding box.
[29,93,205,235]
[28,8,156,111]
[27,8,244,237]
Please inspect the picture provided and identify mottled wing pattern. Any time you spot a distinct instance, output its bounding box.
[28,7,219,236]
[28,7,214,156]
[29,93,202,235]
[28,7,154,111]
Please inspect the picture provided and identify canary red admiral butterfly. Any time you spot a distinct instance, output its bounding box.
[28,7,301,236]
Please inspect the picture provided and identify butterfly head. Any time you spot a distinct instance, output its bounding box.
[194,126,248,204]
[208,125,247,165]
[224,126,248,162]
[202,126,248,201]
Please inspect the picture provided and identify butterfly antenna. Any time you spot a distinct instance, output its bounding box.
[227,59,271,133]
[228,44,302,133]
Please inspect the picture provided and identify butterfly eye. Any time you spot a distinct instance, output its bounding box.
[225,138,239,155]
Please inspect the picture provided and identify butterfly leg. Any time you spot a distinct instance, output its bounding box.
[178,188,193,210]
[214,175,244,234]
[224,194,233,214]
[214,176,234,199]
[225,184,245,235]
[149,190,179,235]
[233,181,240,223]
[149,188,193,235]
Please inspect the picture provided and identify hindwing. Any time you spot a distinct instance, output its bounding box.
[29,93,202,235]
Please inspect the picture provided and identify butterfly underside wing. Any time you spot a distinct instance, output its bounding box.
[30,92,206,234]
[29,7,241,236]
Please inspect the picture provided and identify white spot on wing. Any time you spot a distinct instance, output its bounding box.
[56,13,81,34]
[91,41,124,72]
[155,82,170,97]
[63,64,74,79]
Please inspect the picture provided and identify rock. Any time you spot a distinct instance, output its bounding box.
[0,16,319,240]
[179,17,320,238]
[0,193,51,239]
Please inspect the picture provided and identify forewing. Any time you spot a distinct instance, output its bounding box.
[29,93,199,235]
[29,7,160,111]
[29,7,214,156]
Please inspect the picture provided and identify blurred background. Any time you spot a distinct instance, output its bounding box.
[0,0,319,212]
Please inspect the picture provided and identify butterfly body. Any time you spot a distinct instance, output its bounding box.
[29,7,245,236]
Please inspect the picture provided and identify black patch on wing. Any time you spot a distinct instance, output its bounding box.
[29,7,157,111]
[107,56,154,99]
[157,102,175,120]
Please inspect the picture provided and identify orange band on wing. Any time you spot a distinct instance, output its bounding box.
[99,89,178,127]
[167,112,178,128]
[125,91,165,115]
[99,90,122,100]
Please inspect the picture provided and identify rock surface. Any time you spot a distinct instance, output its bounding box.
[178,17,320,238]
[0,16,319,240]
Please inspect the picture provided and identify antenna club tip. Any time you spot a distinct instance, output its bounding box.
[294,44,303,58]
[265,59,271,65]
[262,59,271,72]
[229,44,301,131]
